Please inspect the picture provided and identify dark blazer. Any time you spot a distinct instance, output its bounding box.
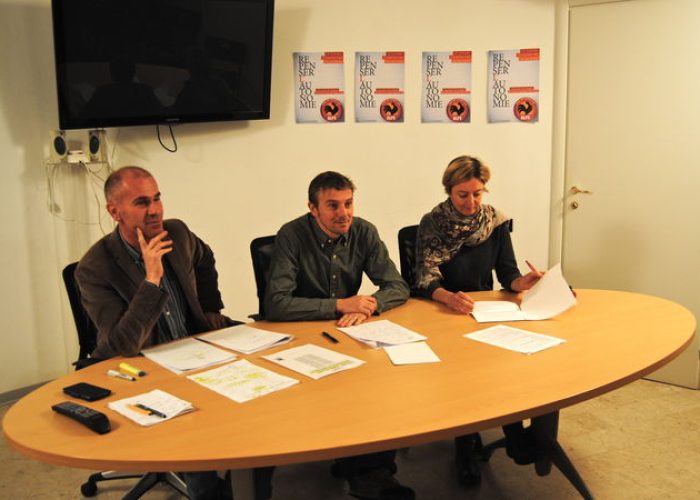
[76,219,225,358]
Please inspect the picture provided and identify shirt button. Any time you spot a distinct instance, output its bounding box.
[332,254,337,259]
[331,293,336,298]
[332,274,336,279]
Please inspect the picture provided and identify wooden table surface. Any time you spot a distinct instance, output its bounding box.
[3,290,695,472]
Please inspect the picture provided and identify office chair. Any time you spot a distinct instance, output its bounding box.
[397,225,419,295]
[249,235,276,320]
[61,262,190,499]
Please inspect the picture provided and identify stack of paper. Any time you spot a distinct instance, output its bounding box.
[471,263,576,323]
[384,342,440,365]
[142,337,236,374]
[198,324,293,354]
[187,359,299,403]
[337,320,427,348]
[262,344,364,380]
[108,389,195,426]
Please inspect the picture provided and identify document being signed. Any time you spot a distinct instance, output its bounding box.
[471,263,576,323]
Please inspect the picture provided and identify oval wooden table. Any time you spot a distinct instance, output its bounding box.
[3,290,696,499]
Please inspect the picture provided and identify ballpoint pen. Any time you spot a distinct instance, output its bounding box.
[321,331,339,344]
[129,403,167,419]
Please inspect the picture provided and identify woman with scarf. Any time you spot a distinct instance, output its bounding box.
[415,155,543,486]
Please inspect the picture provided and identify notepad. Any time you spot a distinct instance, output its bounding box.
[471,264,576,323]
[108,389,195,427]
[198,324,293,354]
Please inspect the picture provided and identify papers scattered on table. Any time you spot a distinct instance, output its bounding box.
[471,264,576,323]
[384,341,440,365]
[464,325,566,354]
[108,389,195,426]
[337,319,427,348]
[187,359,299,403]
[198,324,293,354]
[142,337,236,374]
[262,343,364,380]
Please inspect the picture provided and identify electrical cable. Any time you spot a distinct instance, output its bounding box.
[156,123,178,152]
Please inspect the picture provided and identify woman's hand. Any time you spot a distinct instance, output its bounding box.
[432,288,474,314]
[510,271,542,292]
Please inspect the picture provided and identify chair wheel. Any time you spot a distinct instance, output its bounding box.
[80,480,97,497]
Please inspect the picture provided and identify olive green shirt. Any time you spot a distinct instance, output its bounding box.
[264,214,409,321]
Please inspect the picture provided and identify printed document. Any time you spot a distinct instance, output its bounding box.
[187,359,298,403]
[108,389,195,427]
[337,319,427,348]
[142,337,236,374]
[262,343,364,380]
[384,341,440,365]
[465,325,566,354]
[198,324,293,354]
[471,263,576,322]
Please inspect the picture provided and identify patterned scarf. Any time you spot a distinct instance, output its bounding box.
[415,199,509,289]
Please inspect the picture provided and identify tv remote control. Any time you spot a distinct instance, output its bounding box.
[51,401,111,434]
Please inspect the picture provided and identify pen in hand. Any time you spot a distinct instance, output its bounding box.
[322,331,339,344]
[525,260,543,276]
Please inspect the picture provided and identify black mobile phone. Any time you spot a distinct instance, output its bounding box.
[62,382,112,402]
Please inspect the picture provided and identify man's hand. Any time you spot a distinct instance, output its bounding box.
[205,312,232,330]
[336,295,377,317]
[336,312,369,327]
[137,227,173,286]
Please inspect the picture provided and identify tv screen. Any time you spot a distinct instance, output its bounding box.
[51,0,274,130]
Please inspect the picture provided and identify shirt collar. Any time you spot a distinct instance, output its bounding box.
[118,229,142,263]
[306,213,350,249]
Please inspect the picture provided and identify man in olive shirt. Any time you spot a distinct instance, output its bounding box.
[264,171,408,327]
[264,171,413,500]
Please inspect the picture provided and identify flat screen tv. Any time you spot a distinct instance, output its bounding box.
[51,0,274,130]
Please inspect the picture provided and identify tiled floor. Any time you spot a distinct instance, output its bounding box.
[2,379,699,499]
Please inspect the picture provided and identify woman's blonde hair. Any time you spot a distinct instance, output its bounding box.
[442,155,490,194]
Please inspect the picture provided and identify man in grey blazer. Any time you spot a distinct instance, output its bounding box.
[75,166,233,500]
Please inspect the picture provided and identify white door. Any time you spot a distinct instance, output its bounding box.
[563,0,700,388]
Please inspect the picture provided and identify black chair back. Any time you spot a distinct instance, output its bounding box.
[62,262,98,366]
[397,225,418,295]
[249,235,276,320]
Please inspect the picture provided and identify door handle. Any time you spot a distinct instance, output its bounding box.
[569,185,593,195]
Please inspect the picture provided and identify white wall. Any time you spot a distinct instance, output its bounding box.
[0,0,556,393]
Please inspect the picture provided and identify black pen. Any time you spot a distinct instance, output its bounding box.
[131,403,167,419]
[322,331,339,344]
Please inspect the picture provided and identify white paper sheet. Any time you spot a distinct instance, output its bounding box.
[464,325,566,354]
[198,324,293,354]
[142,337,236,373]
[187,359,299,403]
[337,319,427,348]
[108,389,195,427]
[262,344,364,380]
[471,264,576,323]
[384,341,440,365]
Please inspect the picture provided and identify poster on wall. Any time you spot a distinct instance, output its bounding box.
[355,52,405,123]
[293,52,345,123]
[421,51,472,123]
[487,48,540,123]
